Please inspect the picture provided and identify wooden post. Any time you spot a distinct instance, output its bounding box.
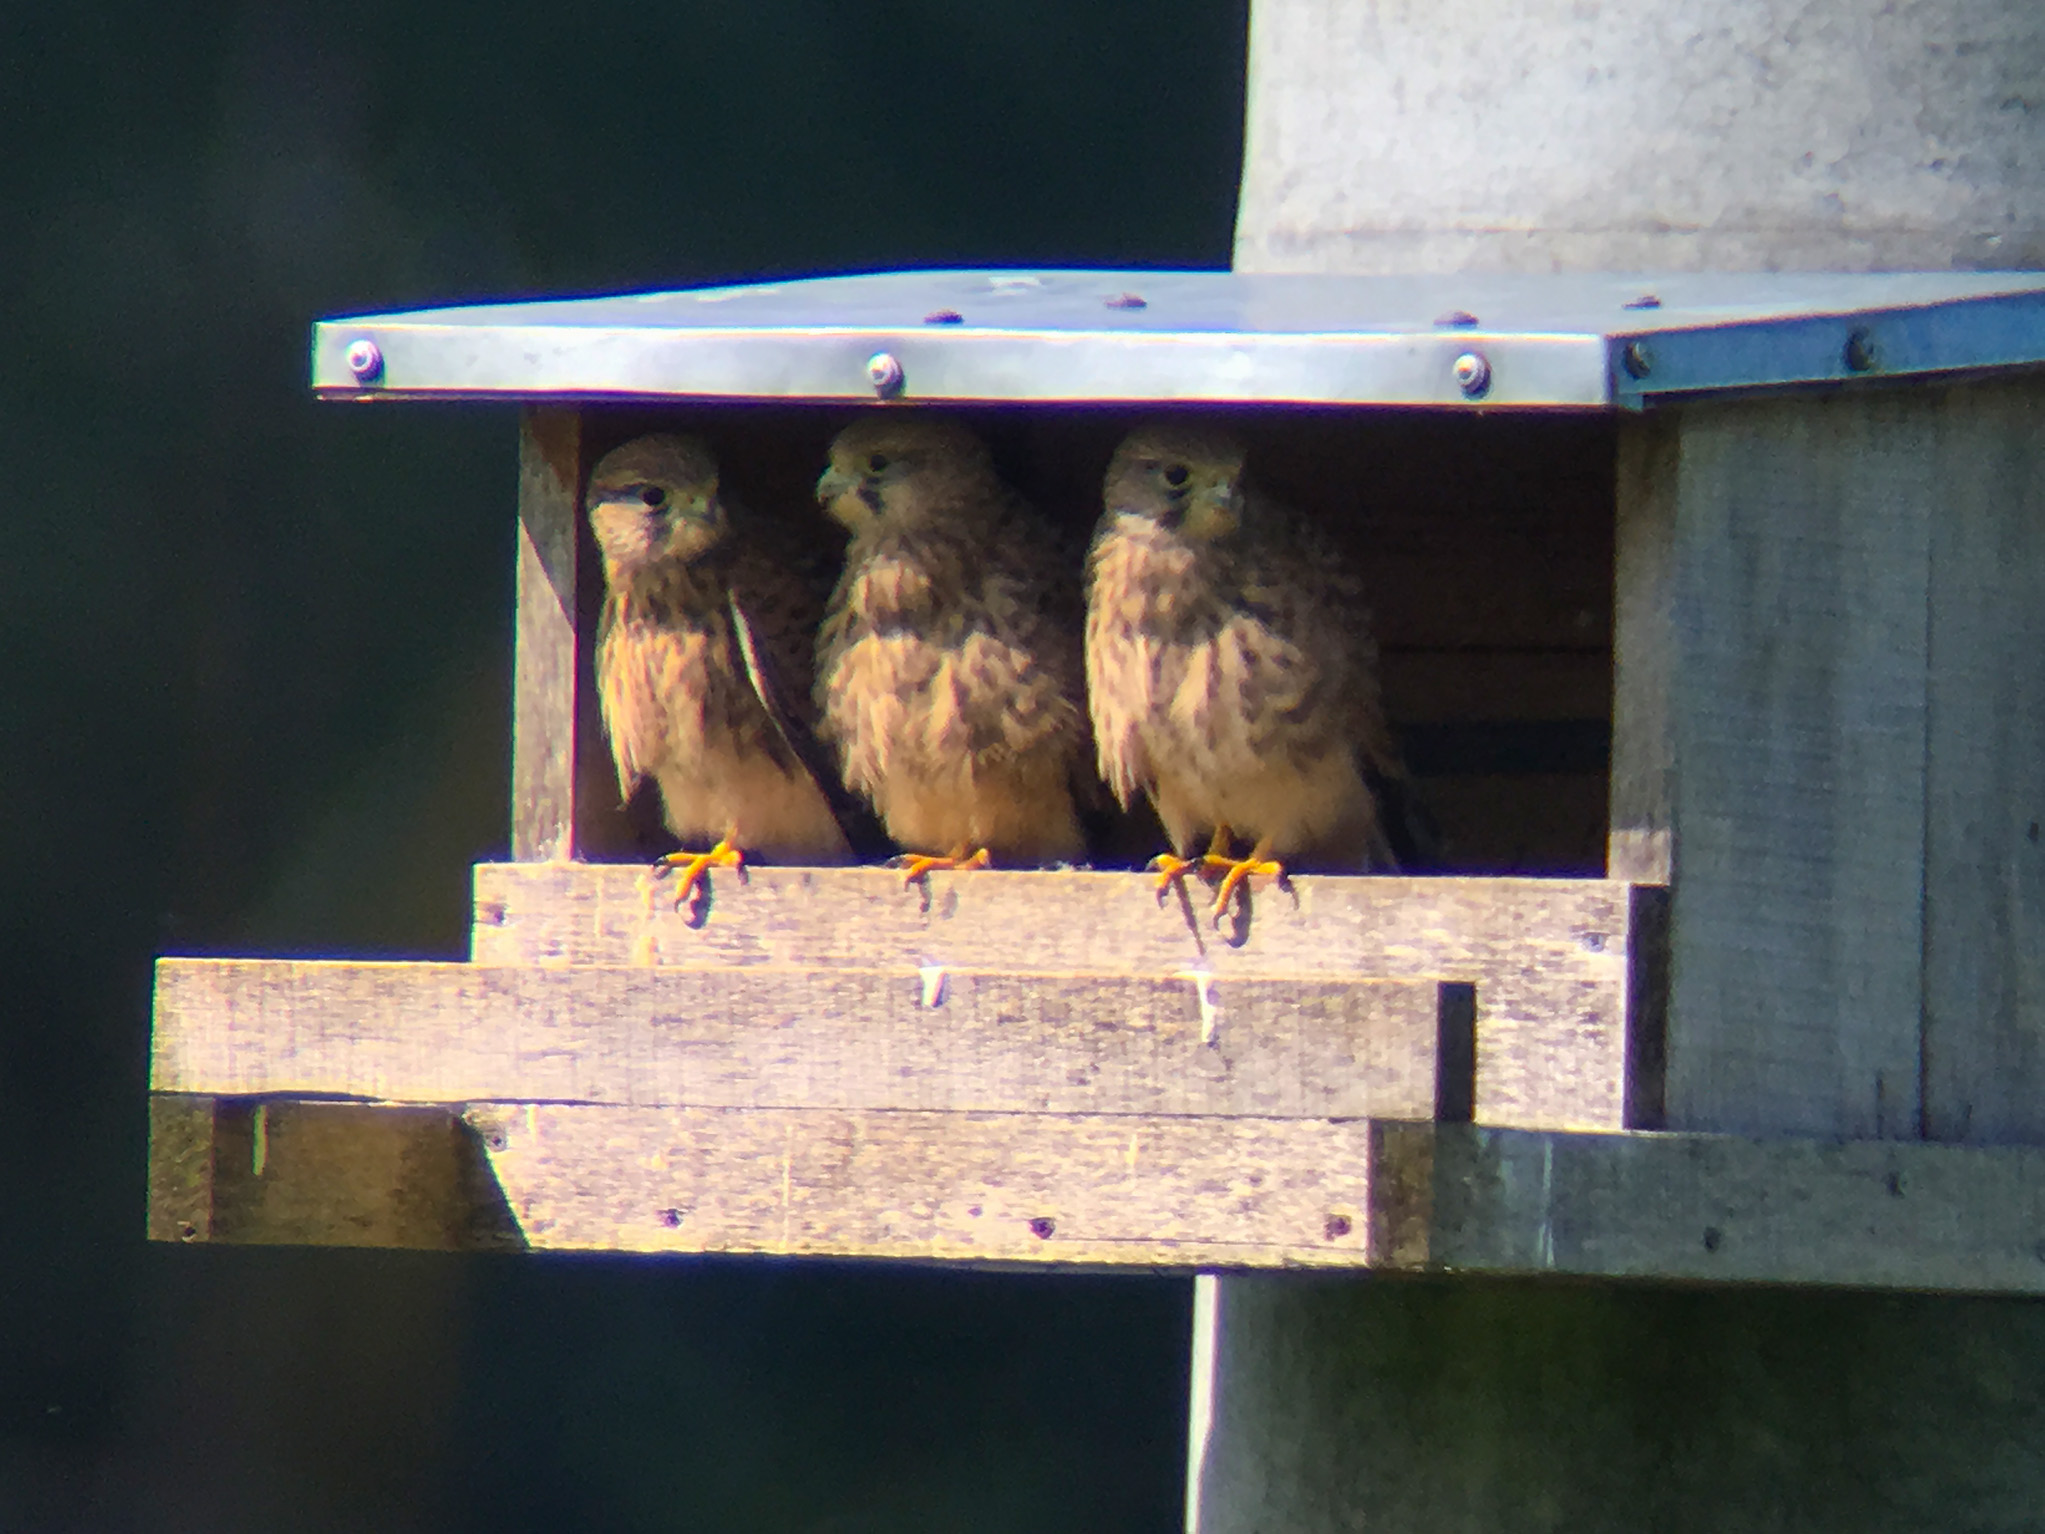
[512,407,582,862]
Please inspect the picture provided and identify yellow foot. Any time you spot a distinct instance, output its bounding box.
[892,845,992,889]
[653,837,746,918]
[1208,846,1285,925]
[1149,826,1238,905]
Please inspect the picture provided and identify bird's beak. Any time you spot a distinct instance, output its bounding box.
[816,465,856,506]
[1194,480,1244,535]
[675,491,716,524]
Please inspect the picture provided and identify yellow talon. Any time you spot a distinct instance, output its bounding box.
[893,845,993,889]
[654,836,746,917]
[1208,839,1285,924]
[1147,851,1200,895]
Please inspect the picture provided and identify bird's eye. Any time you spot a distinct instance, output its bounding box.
[866,453,890,475]
[1162,464,1190,488]
[640,485,668,508]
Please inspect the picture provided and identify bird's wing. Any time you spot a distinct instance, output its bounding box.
[725,585,891,858]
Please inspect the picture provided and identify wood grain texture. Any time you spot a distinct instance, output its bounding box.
[465,1102,1383,1267]
[514,407,582,862]
[1922,376,2045,1143]
[468,865,1652,1131]
[1609,412,1677,885]
[1659,392,1933,1139]
[143,1095,521,1251]
[152,958,1461,1122]
[150,1094,2045,1292]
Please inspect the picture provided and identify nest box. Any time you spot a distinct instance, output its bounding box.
[149,267,2045,1293]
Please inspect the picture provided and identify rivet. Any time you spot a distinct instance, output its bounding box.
[1844,328,1879,372]
[345,338,384,382]
[866,351,905,398]
[1452,350,1491,398]
[1028,1216,1056,1240]
[659,1207,684,1228]
[1323,1213,1353,1240]
[1621,340,1654,379]
[1434,309,1479,328]
[1103,292,1147,310]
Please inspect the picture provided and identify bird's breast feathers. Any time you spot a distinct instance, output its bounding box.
[1087,514,1339,803]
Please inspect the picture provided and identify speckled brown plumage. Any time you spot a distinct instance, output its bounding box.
[1086,422,1403,890]
[588,433,851,867]
[814,416,1087,867]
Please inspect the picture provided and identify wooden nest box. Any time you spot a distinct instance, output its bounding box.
[150,268,2045,1293]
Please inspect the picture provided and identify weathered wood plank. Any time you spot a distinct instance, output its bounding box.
[469,866,1652,1131]
[1405,1122,2045,1295]
[150,1093,2045,1292]
[483,1108,2045,1289]
[1656,392,1933,1138]
[1922,376,2045,1143]
[513,407,582,862]
[466,1102,1385,1267]
[1609,412,1678,885]
[153,958,1468,1122]
[144,1095,522,1251]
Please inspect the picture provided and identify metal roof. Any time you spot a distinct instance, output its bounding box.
[311,268,2045,411]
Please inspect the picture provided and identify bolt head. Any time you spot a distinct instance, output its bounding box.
[1452,350,1491,398]
[866,351,905,398]
[1621,340,1654,379]
[345,338,384,382]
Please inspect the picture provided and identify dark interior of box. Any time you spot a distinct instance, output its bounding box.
[567,403,1617,878]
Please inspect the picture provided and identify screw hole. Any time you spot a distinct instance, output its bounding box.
[1702,1226,1723,1253]
[1027,1217,1056,1240]
[1323,1213,1353,1240]
[659,1208,684,1228]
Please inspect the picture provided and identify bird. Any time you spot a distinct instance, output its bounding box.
[586,432,852,916]
[813,415,1088,884]
[1085,421,1411,923]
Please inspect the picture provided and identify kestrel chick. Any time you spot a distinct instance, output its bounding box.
[589,433,851,914]
[1086,422,1405,921]
[814,415,1087,881]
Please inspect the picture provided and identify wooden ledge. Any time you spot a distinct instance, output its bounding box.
[150,1095,2045,1294]
[468,865,1667,1131]
[153,961,1474,1123]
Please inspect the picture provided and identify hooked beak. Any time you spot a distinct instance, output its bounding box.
[816,465,857,506]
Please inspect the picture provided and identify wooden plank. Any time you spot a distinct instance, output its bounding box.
[468,866,1652,1130]
[467,1102,1387,1267]
[144,1095,521,1251]
[152,958,1465,1123]
[150,1093,2045,1292]
[473,1104,2045,1291]
[1922,376,2045,1143]
[513,407,582,862]
[1404,1122,2045,1295]
[1657,392,1933,1138]
[1608,412,1677,885]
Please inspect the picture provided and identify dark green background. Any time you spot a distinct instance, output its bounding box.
[2,4,1242,1527]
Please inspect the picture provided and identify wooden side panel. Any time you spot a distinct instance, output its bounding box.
[513,408,582,862]
[144,1095,521,1251]
[1609,413,1678,885]
[469,866,1648,1132]
[1656,392,1933,1138]
[466,1103,1383,1267]
[153,958,1462,1123]
[1922,376,2045,1143]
